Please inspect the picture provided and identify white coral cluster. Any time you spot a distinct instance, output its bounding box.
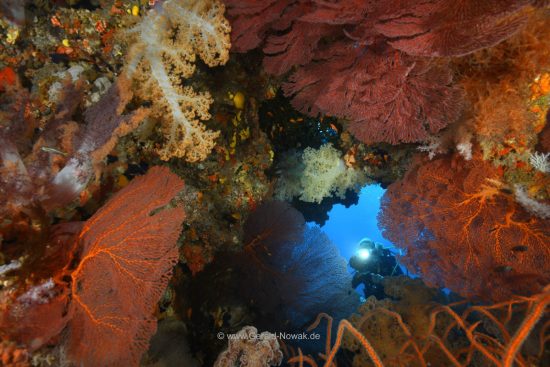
[529,151,550,173]
[275,144,368,203]
[124,0,231,162]
[514,185,550,219]
[417,136,443,160]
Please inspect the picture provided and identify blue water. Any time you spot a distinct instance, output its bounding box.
[320,184,394,262]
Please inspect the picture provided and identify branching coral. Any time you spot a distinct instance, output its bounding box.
[378,153,550,301]
[529,151,550,172]
[123,0,230,162]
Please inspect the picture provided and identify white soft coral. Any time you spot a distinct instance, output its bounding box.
[124,0,230,162]
[529,151,550,173]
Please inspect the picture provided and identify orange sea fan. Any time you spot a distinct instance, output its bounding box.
[63,166,185,366]
[0,167,185,367]
[378,153,550,301]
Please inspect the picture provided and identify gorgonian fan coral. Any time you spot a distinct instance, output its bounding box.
[371,0,532,57]
[63,166,185,366]
[224,0,538,145]
[283,43,463,144]
[240,201,359,328]
[1,167,185,366]
[378,153,550,301]
[123,0,230,162]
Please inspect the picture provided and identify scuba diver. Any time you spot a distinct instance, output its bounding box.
[349,238,403,299]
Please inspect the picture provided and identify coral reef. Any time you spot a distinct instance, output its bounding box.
[1,0,549,366]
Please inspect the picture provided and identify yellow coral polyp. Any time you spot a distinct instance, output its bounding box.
[232,111,242,127]
[6,28,19,44]
[239,127,250,140]
[233,91,245,109]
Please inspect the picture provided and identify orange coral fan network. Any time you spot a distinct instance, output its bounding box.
[378,153,550,301]
[0,167,185,367]
[64,166,185,366]
[288,286,550,367]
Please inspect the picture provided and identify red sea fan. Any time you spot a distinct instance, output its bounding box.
[372,0,532,57]
[263,21,337,76]
[64,166,185,366]
[284,42,463,144]
[225,0,298,52]
[224,0,540,146]
[378,154,550,301]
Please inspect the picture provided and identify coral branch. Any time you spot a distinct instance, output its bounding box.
[503,287,550,367]
[298,285,550,366]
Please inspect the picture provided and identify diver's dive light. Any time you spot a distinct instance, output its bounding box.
[356,248,371,261]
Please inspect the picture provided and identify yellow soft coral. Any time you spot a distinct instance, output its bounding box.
[123,0,230,162]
